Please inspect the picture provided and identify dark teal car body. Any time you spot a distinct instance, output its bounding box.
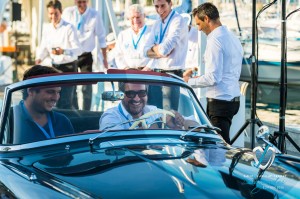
[0,71,299,198]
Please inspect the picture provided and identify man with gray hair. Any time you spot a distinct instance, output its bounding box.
[114,4,152,69]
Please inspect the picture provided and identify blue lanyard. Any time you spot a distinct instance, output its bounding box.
[118,104,147,127]
[159,10,175,44]
[76,10,83,30]
[132,25,147,50]
[118,104,132,127]
[21,102,55,139]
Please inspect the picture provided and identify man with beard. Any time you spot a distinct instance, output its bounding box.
[99,82,187,131]
[13,65,74,144]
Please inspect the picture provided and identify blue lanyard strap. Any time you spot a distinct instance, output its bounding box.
[132,25,147,50]
[159,10,175,44]
[21,102,55,139]
[76,10,83,30]
[118,104,132,127]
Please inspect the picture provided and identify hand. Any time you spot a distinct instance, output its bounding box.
[35,59,42,65]
[183,69,193,82]
[52,47,64,55]
[166,110,185,129]
[142,67,152,71]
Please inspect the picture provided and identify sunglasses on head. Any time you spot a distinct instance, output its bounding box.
[124,90,147,98]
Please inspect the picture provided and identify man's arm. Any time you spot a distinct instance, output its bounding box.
[35,27,50,63]
[157,16,182,57]
[101,47,108,69]
[95,11,108,69]
[146,44,163,58]
[64,25,83,57]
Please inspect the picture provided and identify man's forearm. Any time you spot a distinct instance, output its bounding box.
[147,45,163,58]
[101,47,107,60]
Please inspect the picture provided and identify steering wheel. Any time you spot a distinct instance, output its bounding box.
[129,109,175,129]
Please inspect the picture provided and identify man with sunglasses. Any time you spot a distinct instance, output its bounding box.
[99,82,187,131]
[62,0,107,110]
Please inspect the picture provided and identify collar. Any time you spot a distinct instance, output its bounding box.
[161,9,173,24]
[52,19,64,29]
[119,102,132,120]
[20,100,55,123]
[77,7,89,16]
[207,25,224,39]
[131,24,146,35]
[119,102,146,120]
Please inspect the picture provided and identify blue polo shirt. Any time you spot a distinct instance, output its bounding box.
[13,101,74,144]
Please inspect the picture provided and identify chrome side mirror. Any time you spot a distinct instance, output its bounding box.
[255,126,281,154]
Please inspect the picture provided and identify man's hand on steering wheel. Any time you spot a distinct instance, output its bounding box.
[166,110,185,129]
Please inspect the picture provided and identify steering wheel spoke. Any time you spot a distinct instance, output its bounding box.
[129,109,175,129]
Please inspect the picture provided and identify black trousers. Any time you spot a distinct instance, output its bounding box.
[74,52,93,110]
[207,98,240,144]
[53,61,77,109]
[148,70,183,110]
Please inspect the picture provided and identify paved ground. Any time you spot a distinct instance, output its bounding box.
[245,105,300,156]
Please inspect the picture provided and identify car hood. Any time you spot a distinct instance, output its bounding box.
[31,143,299,199]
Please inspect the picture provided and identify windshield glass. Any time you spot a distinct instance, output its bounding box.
[2,79,210,145]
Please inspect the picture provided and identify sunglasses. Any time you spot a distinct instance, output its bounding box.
[124,90,147,98]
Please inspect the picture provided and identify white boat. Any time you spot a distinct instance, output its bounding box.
[240,26,300,84]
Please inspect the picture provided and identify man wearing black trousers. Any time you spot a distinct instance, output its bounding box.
[63,0,108,110]
[184,2,243,143]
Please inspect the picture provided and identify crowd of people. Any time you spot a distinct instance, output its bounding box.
[32,0,243,143]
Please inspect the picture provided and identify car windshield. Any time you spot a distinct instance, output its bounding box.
[1,78,211,145]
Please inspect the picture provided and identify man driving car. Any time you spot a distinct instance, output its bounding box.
[99,82,192,131]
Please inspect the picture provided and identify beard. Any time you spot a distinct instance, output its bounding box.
[126,99,145,118]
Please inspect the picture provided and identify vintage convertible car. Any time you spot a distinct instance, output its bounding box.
[0,69,299,198]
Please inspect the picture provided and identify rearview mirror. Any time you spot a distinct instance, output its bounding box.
[102,91,124,101]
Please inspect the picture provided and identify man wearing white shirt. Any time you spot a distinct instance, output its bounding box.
[184,3,243,143]
[35,0,82,109]
[143,0,188,110]
[62,0,107,110]
[114,4,151,69]
[143,0,188,77]
[99,83,187,131]
[185,26,199,70]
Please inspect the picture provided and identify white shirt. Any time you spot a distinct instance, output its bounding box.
[99,103,159,131]
[144,10,188,70]
[36,19,82,64]
[188,26,243,101]
[115,25,151,69]
[62,6,107,52]
[185,26,199,69]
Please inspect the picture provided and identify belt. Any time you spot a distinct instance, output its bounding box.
[52,61,76,68]
[207,97,240,102]
[79,52,92,57]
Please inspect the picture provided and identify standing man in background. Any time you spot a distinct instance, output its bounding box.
[35,0,82,109]
[143,0,188,110]
[184,3,243,143]
[63,0,108,110]
[114,4,151,70]
[143,0,188,77]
